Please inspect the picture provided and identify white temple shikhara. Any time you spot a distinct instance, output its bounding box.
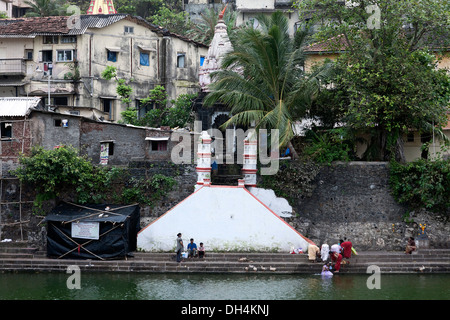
[198,5,233,92]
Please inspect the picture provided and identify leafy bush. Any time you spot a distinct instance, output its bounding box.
[122,86,196,129]
[389,159,450,214]
[13,146,105,211]
[120,174,176,205]
[303,128,354,165]
[12,146,177,213]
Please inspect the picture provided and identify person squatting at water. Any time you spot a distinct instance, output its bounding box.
[321,262,334,277]
[308,244,320,262]
[326,239,354,273]
[405,237,416,254]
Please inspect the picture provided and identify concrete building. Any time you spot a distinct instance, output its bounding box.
[0,14,208,123]
[0,0,30,18]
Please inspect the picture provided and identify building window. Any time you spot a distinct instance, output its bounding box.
[100,141,114,165]
[101,98,114,120]
[61,36,77,43]
[56,49,75,62]
[25,49,33,60]
[107,50,117,62]
[152,140,168,151]
[200,55,205,66]
[136,99,153,119]
[41,50,53,62]
[124,26,134,34]
[43,35,58,44]
[0,122,12,138]
[102,142,114,156]
[177,53,186,68]
[140,52,149,66]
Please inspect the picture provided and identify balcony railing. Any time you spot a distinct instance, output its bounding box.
[0,59,26,76]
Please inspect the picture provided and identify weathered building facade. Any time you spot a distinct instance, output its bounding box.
[0,14,208,123]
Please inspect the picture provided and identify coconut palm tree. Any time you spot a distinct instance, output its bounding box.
[24,0,63,17]
[185,7,238,46]
[204,11,333,158]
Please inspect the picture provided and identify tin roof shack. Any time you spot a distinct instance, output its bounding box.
[44,203,140,260]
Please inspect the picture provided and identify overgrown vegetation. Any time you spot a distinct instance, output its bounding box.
[120,85,196,128]
[389,159,450,214]
[303,128,355,165]
[12,146,176,214]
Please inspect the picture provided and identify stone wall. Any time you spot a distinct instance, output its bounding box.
[126,160,197,229]
[291,162,450,251]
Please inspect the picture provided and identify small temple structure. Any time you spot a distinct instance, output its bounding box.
[194,5,234,133]
[198,5,233,92]
[86,0,117,15]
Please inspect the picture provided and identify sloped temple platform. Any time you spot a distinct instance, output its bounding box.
[137,185,315,253]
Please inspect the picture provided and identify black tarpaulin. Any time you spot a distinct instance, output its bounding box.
[44,202,140,260]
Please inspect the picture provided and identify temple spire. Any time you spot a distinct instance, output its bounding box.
[198,5,233,92]
[86,0,117,15]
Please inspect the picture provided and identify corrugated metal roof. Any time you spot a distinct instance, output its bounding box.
[0,14,208,47]
[0,97,41,116]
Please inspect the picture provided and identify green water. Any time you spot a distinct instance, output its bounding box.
[1,272,449,300]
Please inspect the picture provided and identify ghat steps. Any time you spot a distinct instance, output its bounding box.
[1,242,449,274]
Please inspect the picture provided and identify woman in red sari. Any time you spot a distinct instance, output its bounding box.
[330,252,343,273]
[340,240,353,259]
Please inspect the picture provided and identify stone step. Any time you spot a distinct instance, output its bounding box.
[1,248,449,274]
[1,258,449,273]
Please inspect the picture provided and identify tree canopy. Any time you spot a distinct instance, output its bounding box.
[295,0,450,161]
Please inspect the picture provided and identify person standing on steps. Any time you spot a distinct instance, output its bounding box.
[340,239,353,261]
[176,233,184,263]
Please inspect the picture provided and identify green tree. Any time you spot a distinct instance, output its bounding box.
[186,7,238,46]
[101,66,133,106]
[121,85,196,128]
[24,0,68,16]
[204,11,333,158]
[148,4,191,35]
[295,0,450,162]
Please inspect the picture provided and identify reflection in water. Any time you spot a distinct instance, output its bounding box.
[0,273,449,300]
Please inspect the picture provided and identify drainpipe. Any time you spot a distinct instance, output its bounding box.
[89,35,92,77]
[130,38,133,78]
[161,36,169,88]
